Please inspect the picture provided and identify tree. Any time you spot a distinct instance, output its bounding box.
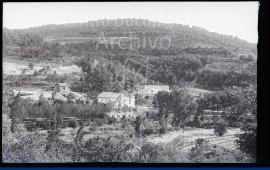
[224,85,256,127]
[153,91,172,121]
[197,89,239,112]
[170,90,194,127]
[234,85,257,158]
[197,85,257,158]
[134,116,143,136]
[153,90,198,128]
[77,58,126,93]
[236,122,256,158]
[8,92,24,133]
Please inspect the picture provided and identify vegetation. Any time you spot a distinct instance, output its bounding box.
[28,62,34,70]
[188,138,253,163]
[5,96,113,131]
[2,83,256,163]
[214,119,228,136]
[235,85,257,158]
[236,123,256,158]
[239,54,255,63]
[3,19,256,91]
[3,19,256,54]
[153,89,198,128]
[196,84,257,159]
[196,85,256,127]
[2,122,254,163]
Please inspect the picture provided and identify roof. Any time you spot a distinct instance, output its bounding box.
[98,92,134,99]
[144,85,170,91]
[98,92,122,99]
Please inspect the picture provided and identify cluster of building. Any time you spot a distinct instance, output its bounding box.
[97,85,171,109]
[14,81,213,112]
[96,85,215,111]
[12,83,90,104]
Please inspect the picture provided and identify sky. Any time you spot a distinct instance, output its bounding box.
[3,2,259,43]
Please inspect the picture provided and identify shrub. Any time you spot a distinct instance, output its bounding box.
[193,115,202,127]
[139,142,161,162]
[239,54,254,63]
[2,130,73,163]
[28,62,34,70]
[139,119,160,136]
[121,105,131,113]
[138,141,186,163]
[159,120,166,134]
[188,138,253,163]
[68,119,78,128]
[95,119,103,127]
[188,139,221,162]
[33,70,39,76]
[236,122,256,158]
[134,116,143,135]
[135,94,148,105]
[79,136,128,162]
[189,138,211,162]
[108,116,116,124]
[214,119,228,136]
[159,125,166,134]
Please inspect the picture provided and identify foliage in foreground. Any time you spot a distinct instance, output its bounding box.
[188,138,255,163]
[236,115,257,158]
[214,119,228,136]
[2,116,73,163]
[2,120,254,163]
[2,84,256,163]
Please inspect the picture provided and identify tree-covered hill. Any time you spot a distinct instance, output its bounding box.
[3,19,257,90]
[4,19,256,55]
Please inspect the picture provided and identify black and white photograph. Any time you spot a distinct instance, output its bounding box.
[2,2,258,163]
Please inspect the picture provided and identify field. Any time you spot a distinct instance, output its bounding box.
[147,127,241,152]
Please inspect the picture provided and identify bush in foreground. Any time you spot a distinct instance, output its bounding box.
[214,119,228,136]
[188,138,253,163]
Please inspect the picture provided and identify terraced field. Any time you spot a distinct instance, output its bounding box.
[147,127,242,152]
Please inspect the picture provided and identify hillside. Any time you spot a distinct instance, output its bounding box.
[4,19,256,55]
[3,19,257,91]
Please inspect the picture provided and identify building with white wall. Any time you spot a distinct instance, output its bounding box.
[98,92,135,108]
